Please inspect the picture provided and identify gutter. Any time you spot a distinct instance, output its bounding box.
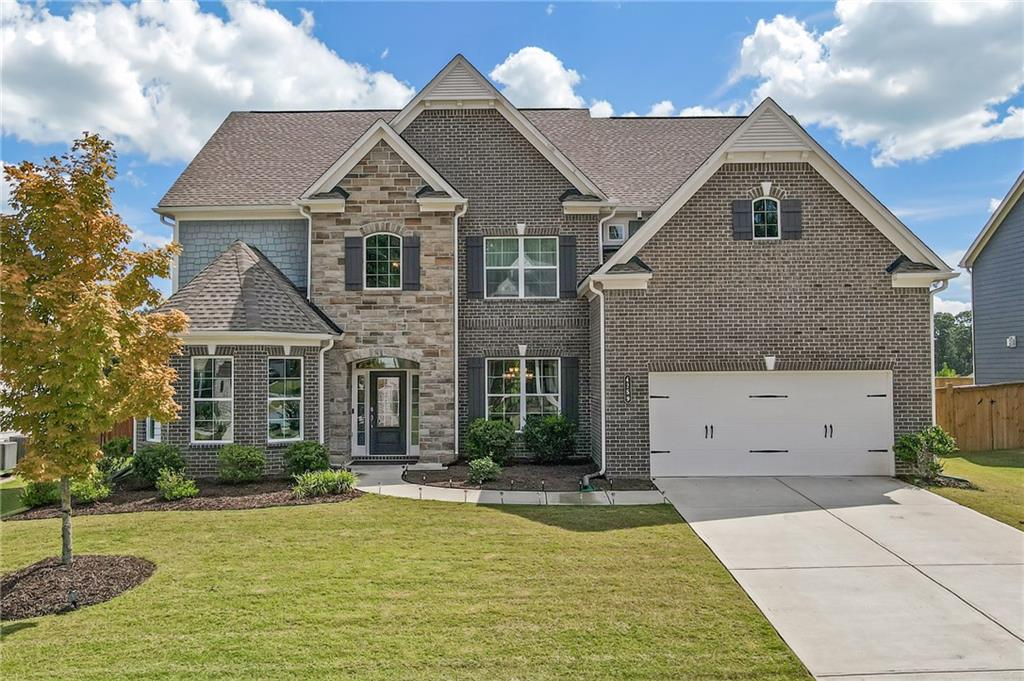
[453,201,468,457]
[582,278,606,488]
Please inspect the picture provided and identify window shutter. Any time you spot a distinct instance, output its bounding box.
[781,199,802,240]
[732,200,753,240]
[559,235,577,299]
[344,237,363,291]
[466,236,484,299]
[467,357,485,421]
[628,219,644,239]
[402,235,421,290]
[560,357,580,424]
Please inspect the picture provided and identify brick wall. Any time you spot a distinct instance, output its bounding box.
[178,219,308,290]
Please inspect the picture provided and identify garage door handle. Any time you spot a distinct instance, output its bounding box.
[651,450,671,454]
[829,424,833,438]
[710,424,714,439]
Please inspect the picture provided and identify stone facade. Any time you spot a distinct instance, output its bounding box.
[595,162,933,477]
[178,219,308,290]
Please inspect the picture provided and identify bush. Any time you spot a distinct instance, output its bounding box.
[292,469,358,498]
[467,457,501,484]
[465,419,516,465]
[20,481,60,508]
[134,444,185,486]
[21,472,112,508]
[921,425,958,456]
[283,441,330,476]
[155,468,199,501]
[894,431,944,480]
[217,444,265,484]
[522,414,577,464]
[98,436,133,481]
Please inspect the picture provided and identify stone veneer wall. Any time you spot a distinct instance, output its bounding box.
[402,109,600,457]
[135,344,321,478]
[178,219,309,290]
[596,162,933,477]
[309,139,455,463]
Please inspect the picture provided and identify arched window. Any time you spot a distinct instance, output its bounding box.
[364,233,402,289]
[752,197,780,240]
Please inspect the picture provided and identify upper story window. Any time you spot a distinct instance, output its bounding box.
[484,236,558,299]
[604,223,626,246]
[268,357,303,442]
[192,357,233,443]
[364,233,402,289]
[752,198,780,240]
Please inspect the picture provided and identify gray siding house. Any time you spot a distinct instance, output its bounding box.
[961,172,1024,385]
[141,55,956,479]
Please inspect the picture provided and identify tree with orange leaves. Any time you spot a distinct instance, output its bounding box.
[1,134,188,565]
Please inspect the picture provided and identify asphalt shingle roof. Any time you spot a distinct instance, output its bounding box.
[157,241,341,335]
[886,256,939,274]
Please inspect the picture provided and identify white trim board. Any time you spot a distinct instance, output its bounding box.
[960,170,1024,268]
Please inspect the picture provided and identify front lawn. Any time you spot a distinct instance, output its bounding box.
[1,495,808,680]
[931,449,1023,529]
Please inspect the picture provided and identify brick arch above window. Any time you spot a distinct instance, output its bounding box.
[343,346,423,365]
[357,221,406,237]
[744,182,790,200]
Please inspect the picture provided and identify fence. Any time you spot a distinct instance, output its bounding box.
[934,376,974,389]
[935,382,1024,451]
[99,419,134,446]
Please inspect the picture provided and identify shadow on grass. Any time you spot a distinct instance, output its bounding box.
[492,502,681,533]
[0,621,37,639]
[942,449,1024,470]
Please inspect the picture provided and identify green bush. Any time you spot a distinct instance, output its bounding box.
[522,414,577,464]
[155,468,199,501]
[98,436,133,481]
[217,444,265,484]
[134,443,185,486]
[283,441,330,476]
[465,419,516,465]
[921,426,958,456]
[894,430,944,480]
[20,481,61,508]
[71,475,112,504]
[21,473,112,508]
[292,469,358,498]
[467,457,501,484]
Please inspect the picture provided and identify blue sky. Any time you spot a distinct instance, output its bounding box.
[3,1,1023,312]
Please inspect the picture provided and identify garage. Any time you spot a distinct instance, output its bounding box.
[649,371,895,477]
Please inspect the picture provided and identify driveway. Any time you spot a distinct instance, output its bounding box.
[657,476,1024,680]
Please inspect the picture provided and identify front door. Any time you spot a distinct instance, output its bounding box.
[369,371,407,456]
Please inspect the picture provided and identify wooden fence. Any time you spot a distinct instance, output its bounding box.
[935,382,1024,451]
[99,419,134,446]
[935,376,974,389]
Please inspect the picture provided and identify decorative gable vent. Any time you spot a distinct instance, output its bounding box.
[428,60,493,100]
[732,108,808,152]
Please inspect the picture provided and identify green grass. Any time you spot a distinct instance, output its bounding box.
[0,477,27,519]
[0,495,808,680]
[931,449,1024,529]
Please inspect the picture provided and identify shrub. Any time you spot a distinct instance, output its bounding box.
[465,419,516,465]
[283,441,330,476]
[134,444,185,486]
[20,481,60,508]
[155,468,199,501]
[522,414,577,464]
[894,431,944,480]
[98,436,133,481]
[21,472,112,508]
[467,457,501,484]
[921,426,958,457]
[292,469,358,498]
[217,444,265,484]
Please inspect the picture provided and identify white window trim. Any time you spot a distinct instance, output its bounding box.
[604,223,627,246]
[752,196,782,241]
[485,357,562,431]
[483,236,559,300]
[363,232,403,291]
[145,417,162,443]
[268,356,304,444]
[190,356,234,445]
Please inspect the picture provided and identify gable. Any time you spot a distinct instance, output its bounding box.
[731,107,807,152]
[961,171,1024,267]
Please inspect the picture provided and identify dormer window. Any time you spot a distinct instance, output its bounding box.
[752,197,780,240]
[605,223,626,246]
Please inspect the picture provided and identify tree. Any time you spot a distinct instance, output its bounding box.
[0,135,188,565]
[933,311,973,377]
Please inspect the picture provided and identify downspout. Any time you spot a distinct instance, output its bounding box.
[929,278,950,425]
[319,338,336,445]
[298,203,313,299]
[159,213,179,293]
[452,201,468,458]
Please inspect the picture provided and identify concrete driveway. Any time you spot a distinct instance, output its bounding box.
[657,476,1024,680]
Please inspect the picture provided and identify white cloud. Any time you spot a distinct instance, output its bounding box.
[936,248,971,312]
[988,197,1003,213]
[380,47,389,60]
[735,1,1024,166]
[1,1,415,162]
[490,47,585,108]
[647,100,676,117]
[589,99,614,118]
[678,102,745,117]
[935,297,971,315]
[546,4,556,16]
[130,228,172,249]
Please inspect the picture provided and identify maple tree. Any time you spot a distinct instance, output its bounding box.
[1,134,188,564]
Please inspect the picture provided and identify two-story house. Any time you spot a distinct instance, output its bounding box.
[142,55,956,479]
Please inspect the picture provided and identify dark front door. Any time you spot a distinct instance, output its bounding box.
[369,371,407,456]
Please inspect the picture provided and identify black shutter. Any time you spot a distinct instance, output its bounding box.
[559,235,577,299]
[466,236,484,299]
[344,236,363,291]
[467,357,486,421]
[560,357,579,424]
[628,219,644,239]
[402,235,421,290]
[732,200,753,240]
[781,199,803,240]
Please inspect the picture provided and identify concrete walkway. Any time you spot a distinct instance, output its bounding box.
[351,465,667,506]
[657,476,1024,680]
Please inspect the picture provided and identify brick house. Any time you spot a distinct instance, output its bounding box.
[141,55,956,479]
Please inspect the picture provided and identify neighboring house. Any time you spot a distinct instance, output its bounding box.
[960,172,1024,385]
[143,55,956,479]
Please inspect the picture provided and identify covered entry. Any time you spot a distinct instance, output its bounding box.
[351,357,420,458]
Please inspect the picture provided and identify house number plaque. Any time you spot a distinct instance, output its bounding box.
[624,375,632,403]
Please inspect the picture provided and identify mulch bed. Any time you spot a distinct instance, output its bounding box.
[1,555,155,621]
[405,462,657,492]
[900,474,978,491]
[6,478,361,521]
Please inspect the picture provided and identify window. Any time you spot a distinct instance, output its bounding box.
[410,374,420,447]
[605,223,626,246]
[486,358,560,430]
[356,374,366,446]
[268,358,302,441]
[192,357,233,443]
[364,233,402,289]
[145,417,161,442]
[752,197,780,240]
[484,237,558,298]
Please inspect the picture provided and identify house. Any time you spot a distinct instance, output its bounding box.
[141,55,957,479]
[960,172,1024,385]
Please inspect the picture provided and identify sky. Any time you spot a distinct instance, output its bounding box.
[2,0,1023,314]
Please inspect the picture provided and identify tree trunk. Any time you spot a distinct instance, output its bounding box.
[60,476,73,566]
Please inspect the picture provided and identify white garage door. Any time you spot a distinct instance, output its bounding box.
[649,371,894,477]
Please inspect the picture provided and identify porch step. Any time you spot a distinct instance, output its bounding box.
[349,456,420,466]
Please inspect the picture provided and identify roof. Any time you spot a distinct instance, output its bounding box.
[961,171,1024,267]
[886,256,939,274]
[607,257,653,275]
[157,241,341,336]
